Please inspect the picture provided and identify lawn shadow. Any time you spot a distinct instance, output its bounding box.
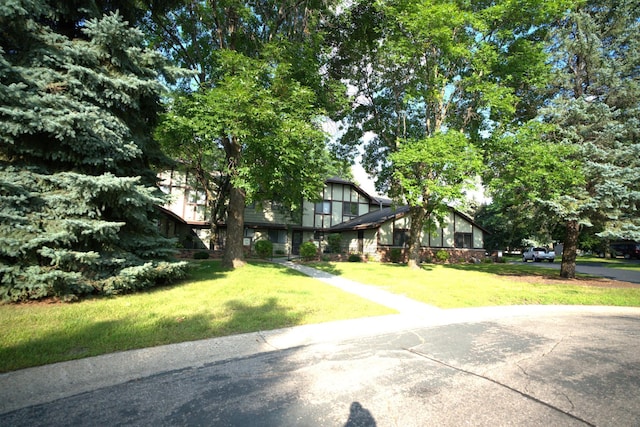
[0,295,303,373]
[139,260,231,295]
[442,262,561,279]
[303,261,344,276]
[0,315,197,372]
[223,296,304,333]
[249,260,324,278]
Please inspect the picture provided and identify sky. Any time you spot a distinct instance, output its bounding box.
[324,118,490,205]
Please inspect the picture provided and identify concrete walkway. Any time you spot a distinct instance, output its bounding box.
[276,260,440,316]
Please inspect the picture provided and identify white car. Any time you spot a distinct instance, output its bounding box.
[522,247,555,262]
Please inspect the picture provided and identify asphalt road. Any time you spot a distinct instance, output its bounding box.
[519,259,640,284]
[2,306,640,427]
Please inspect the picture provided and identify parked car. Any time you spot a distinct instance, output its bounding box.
[609,242,640,259]
[522,247,555,263]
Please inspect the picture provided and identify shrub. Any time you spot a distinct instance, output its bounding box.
[254,240,273,258]
[348,253,362,262]
[327,233,342,254]
[300,241,318,261]
[275,249,285,255]
[390,248,403,263]
[435,249,449,262]
[193,251,210,259]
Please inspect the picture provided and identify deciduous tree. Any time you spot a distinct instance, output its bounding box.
[328,0,566,266]
[149,1,346,269]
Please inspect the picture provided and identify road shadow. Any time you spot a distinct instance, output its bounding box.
[344,401,377,427]
[442,262,561,279]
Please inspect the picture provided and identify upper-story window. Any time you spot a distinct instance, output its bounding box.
[343,201,359,217]
[315,201,331,215]
[185,188,207,221]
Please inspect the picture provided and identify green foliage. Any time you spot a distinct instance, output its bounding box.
[193,251,210,260]
[327,233,343,254]
[328,0,565,266]
[484,0,640,277]
[0,3,186,301]
[435,250,450,263]
[482,120,585,248]
[254,240,273,259]
[299,242,318,261]
[348,253,362,262]
[390,131,483,224]
[390,248,403,263]
[148,1,348,269]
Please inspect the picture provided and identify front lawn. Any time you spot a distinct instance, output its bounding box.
[3,259,639,373]
[310,261,640,308]
[0,261,394,372]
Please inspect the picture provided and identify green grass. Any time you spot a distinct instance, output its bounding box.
[310,261,640,309]
[3,259,639,373]
[0,261,394,373]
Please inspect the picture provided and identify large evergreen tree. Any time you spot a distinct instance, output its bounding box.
[543,0,640,277]
[0,1,186,301]
[484,0,640,278]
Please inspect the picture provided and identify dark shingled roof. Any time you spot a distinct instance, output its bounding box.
[329,205,410,232]
[329,204,490,234]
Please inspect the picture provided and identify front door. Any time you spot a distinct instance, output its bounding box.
[292,231,303,255]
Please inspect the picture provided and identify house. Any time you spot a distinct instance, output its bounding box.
[329,205,488,262]
[158,171,487,261]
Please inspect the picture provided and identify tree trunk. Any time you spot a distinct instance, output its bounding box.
[560,220,579,279]
[222,185,246,269]
[222,138,246,269]
[407,205,426,269]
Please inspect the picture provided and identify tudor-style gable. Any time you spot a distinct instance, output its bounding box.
[300,177,389,231]
[330,204,488,261]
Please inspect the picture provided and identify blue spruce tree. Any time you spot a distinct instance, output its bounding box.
[544,0,640,278]
[0,1,186,301]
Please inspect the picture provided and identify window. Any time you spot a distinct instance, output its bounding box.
[343,202,359,217]
[315,201,331,215]
[185,189,208,221]
[455,232,473,248]
[268,229,287,244]
[393,229,410,247]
